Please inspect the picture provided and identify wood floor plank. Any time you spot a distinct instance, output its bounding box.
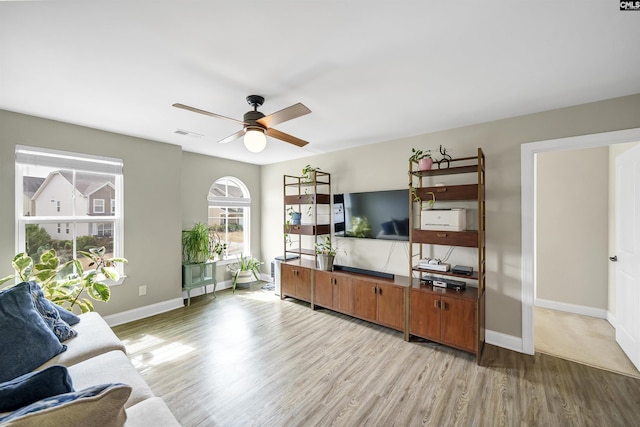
[113,286,640,426]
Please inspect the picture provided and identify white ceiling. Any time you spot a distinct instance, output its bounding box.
[1,1,639,165]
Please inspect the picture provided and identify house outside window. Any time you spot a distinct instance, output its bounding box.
[15,145,124,274]
[111,199,116,214]
[208,177,251,259]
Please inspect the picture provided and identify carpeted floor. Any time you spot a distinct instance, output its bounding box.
[535,306,640,378]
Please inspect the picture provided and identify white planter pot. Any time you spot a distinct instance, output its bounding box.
[317,254,335,271]
[234,270,254,289]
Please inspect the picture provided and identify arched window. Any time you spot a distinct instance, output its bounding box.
[207,177,250,260]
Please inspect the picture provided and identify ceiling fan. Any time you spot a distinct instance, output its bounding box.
[172,95,311,153]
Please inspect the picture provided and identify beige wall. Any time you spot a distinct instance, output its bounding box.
[536,147,608,309]
[262,93,640,339]
[0,109,260,316]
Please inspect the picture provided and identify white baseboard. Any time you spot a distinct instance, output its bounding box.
[104,298,184,327]
[535,298,608,319]
[486,329,523,353]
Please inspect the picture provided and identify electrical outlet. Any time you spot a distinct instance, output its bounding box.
[138,285,147,296]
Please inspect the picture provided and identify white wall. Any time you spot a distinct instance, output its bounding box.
[262,93,640,339]
[536,147,608,309]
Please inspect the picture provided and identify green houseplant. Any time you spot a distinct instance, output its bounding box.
[0,247,127,313]
[315,236,343,271]
[409,148,433,171]
[182,222,212,264]
[227,254,263,293]
[301,165,321,183]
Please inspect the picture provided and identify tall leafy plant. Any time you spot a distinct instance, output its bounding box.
[182,222,211,264]
[0,247,127,313]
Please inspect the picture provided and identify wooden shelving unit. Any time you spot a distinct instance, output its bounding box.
[282,171,332,302]
[407,148,486,363]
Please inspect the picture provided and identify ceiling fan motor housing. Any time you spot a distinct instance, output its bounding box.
[244,110,266,131]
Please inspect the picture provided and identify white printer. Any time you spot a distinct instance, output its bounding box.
[421,208,466,231]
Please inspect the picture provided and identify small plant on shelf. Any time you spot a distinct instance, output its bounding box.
[314,236,343,256]
[409,148,433,171]
[315,236,343,271]
[411,186,436,209]
[301,165,321,183]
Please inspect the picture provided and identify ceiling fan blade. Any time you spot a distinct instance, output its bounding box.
[217,129,245,144]
[173,103,246,125]
[257,102,311,128]
[266,128,309,147]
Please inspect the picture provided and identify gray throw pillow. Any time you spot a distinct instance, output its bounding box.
[0,383,131,427]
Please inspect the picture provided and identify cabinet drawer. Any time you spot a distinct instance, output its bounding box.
[284,224,331,235]
[284,194,331,205]
[412,229,478,247]
[417,184,478,201]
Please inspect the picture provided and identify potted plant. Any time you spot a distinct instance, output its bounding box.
[409,148,433,171]
[227,254,263,293]
[411,186,436,209]
[315,236,343,271]
[286,206,302,225]
[209,228,227,260]
[301,165,321,183]
[0,247,127,313]
[182,222,211,264]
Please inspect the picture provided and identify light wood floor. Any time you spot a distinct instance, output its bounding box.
[113,286,640,426]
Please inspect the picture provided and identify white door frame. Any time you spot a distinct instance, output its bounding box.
[521,127,640,355]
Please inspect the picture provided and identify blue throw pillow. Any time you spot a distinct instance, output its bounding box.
[0,365,73,412]
[0,282,66,383]
[26,281,78,342]
[54,302,81,326]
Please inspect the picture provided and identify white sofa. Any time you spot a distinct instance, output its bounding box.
[1,311,180,426]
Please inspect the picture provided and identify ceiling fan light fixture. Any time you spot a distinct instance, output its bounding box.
[243,128,267,153]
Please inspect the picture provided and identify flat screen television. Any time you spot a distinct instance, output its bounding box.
[334,189,409,241]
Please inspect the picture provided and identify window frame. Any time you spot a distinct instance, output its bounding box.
[207,176,251,262]
[15,145,125,282]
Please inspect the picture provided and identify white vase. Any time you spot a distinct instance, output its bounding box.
[317,254,335,271]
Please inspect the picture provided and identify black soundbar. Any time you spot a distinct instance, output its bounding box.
[333,265,395,280]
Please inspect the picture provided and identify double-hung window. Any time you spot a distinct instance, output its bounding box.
[15,145,124,275]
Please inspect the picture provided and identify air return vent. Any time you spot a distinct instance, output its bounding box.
[174,129,204,138]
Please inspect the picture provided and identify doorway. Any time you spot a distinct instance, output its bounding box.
[521,127,640,357]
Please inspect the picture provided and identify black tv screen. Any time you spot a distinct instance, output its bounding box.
[334,189,409,241]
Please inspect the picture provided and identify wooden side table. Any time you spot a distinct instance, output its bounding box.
[182,261,217,306]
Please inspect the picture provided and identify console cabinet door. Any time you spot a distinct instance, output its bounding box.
[377,283,404,331]
[409,289,441,341]
[333,275,353,315]
[352,279,377,322]
[314,270,334,308]
[281,264,312,302]
[294,267,312,302]
[441,296,477,352]
[281,264,297,298]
